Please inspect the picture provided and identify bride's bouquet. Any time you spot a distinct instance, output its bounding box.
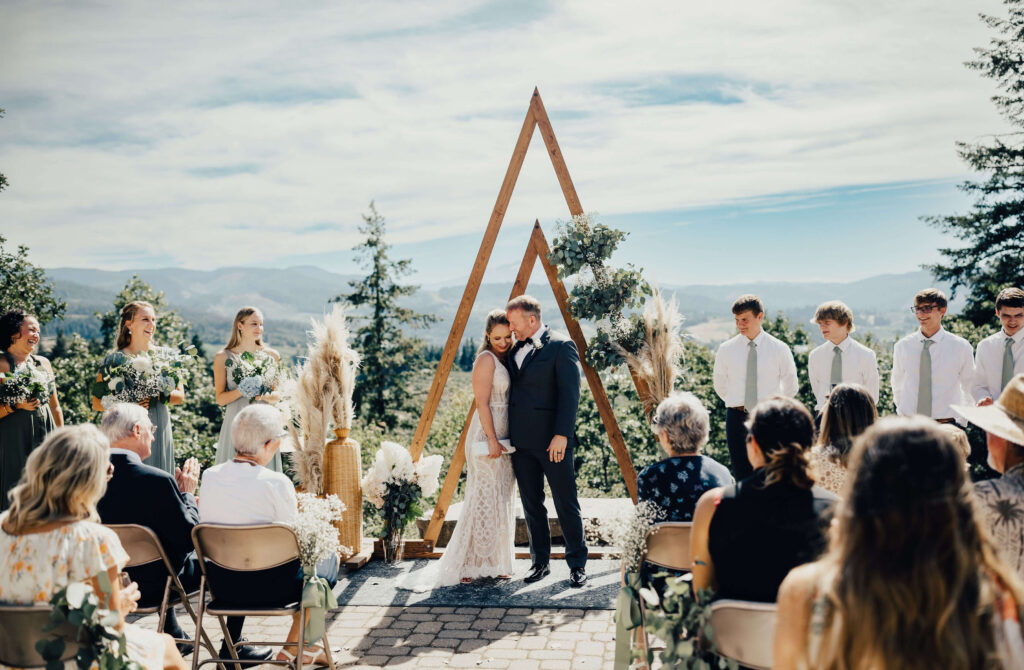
[92,346,195,410]
[0,365,53,405]
[226,350,280,399]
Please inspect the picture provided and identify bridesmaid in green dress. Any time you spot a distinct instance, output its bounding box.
[0,309,63,509]
[91,301,184,474]
[213,307,283,472]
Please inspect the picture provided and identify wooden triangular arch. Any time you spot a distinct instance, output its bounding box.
[407,89,641,556]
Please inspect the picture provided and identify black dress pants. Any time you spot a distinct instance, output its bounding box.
[725,408,753,480]
[511,446,587,570]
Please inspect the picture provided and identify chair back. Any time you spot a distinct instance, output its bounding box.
[641,522,693,572]
[105,523,168,569]
[0,605,80,668]
[708,599,777,670]
[191,523,300,572]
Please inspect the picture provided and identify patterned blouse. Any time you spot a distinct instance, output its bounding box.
[637,455,733,521]
[809,445,849,496]
[975,463,1024,581]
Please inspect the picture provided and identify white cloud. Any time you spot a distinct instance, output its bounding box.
[0,0,1009,275]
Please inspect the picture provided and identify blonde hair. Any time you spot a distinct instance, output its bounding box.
[813,417,1024,670]
[813,300,855,332]
[477,309,510,356]
[5,425,110,532]
[116,300,155,350]
[225,306,264,350]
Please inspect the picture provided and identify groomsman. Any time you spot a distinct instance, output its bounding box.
[891,288,974,425]
[972,287,1024,406]
[713,294,798,478]
[807,301,880,412]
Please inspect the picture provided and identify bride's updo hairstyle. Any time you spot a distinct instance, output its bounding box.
[746,396,815,489]
[478,309,510,355]
[226,306,264,350]
[116,301,156,350]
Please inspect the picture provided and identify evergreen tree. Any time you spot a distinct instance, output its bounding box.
[0,235,66,325]
[925,0,1024,323]
[0,108,7,193]
[336,203,438,429]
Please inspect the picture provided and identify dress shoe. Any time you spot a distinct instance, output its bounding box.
[569,567,587,588]
[523,564,551,584]
[219,639,274,662]
[171,631,193,657]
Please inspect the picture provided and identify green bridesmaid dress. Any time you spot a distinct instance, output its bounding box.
[0,352,56,510]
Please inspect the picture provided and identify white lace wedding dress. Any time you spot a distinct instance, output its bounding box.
[399,350,516,590]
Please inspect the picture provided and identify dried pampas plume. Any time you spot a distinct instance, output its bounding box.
[619,287,684,415]
[286,304,360,494]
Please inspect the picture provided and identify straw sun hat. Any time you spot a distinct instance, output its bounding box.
[953,374,1024,445]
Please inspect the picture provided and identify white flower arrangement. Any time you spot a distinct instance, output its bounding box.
[294,493,349,569]
[360,441,443,509]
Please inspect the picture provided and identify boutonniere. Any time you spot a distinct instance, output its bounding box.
[531,338,544,351]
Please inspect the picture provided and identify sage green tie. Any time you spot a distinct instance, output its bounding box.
[1003,337,1015,392]
[917,339,933,417]
[745,341,758,410]
[830,346,843,388]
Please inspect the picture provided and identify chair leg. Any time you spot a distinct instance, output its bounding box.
[157,577,173,634]
[215,615,242,670]
[174,581,223,670]
[296,603,303,670]
[192,578,207,670]
[320,633,335,670]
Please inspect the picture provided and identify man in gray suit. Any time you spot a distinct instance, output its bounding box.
[506,295,587,587]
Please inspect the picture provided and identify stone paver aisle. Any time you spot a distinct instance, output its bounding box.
[141,604,617,669]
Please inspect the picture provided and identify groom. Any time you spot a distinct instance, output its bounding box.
[506,295,588,587]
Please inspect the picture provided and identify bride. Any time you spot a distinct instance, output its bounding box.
[402,309,516,589]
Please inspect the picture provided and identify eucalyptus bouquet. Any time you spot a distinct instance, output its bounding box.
[226,350,280,399]
[0,365,53,405]
[37,580,143,670]
[91,345,195,410]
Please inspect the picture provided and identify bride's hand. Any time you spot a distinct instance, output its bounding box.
[488,438,503,459]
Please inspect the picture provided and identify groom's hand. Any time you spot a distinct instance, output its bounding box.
[547,435,568,463]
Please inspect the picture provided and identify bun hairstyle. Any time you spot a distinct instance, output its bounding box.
[226,306,264,350]
[0,309,31,350]
[116,301,155,350]
[746,396,815,489]
[478,309,511,356]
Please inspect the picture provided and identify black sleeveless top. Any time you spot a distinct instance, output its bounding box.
[708,468,837,602]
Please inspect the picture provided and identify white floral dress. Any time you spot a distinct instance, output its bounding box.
[0,516,164,670]
[809,445,849,496]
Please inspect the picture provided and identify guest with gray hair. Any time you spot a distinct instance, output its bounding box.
[637,392,733,522]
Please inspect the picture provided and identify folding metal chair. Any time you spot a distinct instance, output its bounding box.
[708,599,777,670]
[0,604,80,668]
[190,523,336,670]
[636,521,694,659]
[106,523,218,660]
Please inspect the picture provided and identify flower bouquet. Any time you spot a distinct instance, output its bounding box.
[226,350,281,400]
[0,365,53,406]
[294,493,347,644]
[91,345,195,410]
[361,441,443,564]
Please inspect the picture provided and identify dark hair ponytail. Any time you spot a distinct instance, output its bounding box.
[748,396,815,489]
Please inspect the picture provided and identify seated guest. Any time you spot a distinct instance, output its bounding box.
[774,417,1024,670]
[95,404,270,662]
[955,374,1024,580]
[0,425,187,670]
[199,404,337,666]
[691,396,837,603]
[808,383,877,495]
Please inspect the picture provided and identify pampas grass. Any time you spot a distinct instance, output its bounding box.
[283,304,360,494]
[619,287,684,415]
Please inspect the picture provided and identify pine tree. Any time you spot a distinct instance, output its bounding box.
[925,0,1024,323]
[0,235,66,324]
[336,203,437,429]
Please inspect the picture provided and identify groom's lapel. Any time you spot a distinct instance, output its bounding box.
[519,330,550,373]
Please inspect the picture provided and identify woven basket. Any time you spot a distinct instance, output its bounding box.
[322,428,362,561]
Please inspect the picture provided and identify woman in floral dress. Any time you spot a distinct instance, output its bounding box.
[212,307,283,472]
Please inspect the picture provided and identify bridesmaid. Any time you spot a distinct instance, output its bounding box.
[213,307,283,472]
[91,301,184,474]
[0,309,62,510]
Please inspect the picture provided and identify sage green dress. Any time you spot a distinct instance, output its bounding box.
[213,350,282,473]
[0,352,57,510]
[99,351,175,475]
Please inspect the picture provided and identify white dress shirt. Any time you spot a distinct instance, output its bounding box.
[807,336,880,411]
[712,329,798,408]
[891,327,974,421]
[198,460,298,525]
[514,323,547,368]
[972,329,1024,402]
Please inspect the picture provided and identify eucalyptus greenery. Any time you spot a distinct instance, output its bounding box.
[641,574,737,670]
[548,213,650,370]
[37,580,142,670]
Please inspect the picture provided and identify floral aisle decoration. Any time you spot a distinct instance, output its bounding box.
[90,345,196,409]
[361,441,443,563]
[613,499,664,669]
[294,493,347,644]
[37,580,143,670]
[226,350,281,400]
[0,364,53,405]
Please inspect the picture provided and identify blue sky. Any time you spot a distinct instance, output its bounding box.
[0,0,1007,285]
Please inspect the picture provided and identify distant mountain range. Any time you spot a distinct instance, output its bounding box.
[43,266,962,355]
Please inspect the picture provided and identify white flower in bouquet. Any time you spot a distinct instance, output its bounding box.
[130,356,153,373]
[294,493,349,569]
[107,377,124,391]
[615,499,666,573]
[414,455,444,497]
[100,395,117,411]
